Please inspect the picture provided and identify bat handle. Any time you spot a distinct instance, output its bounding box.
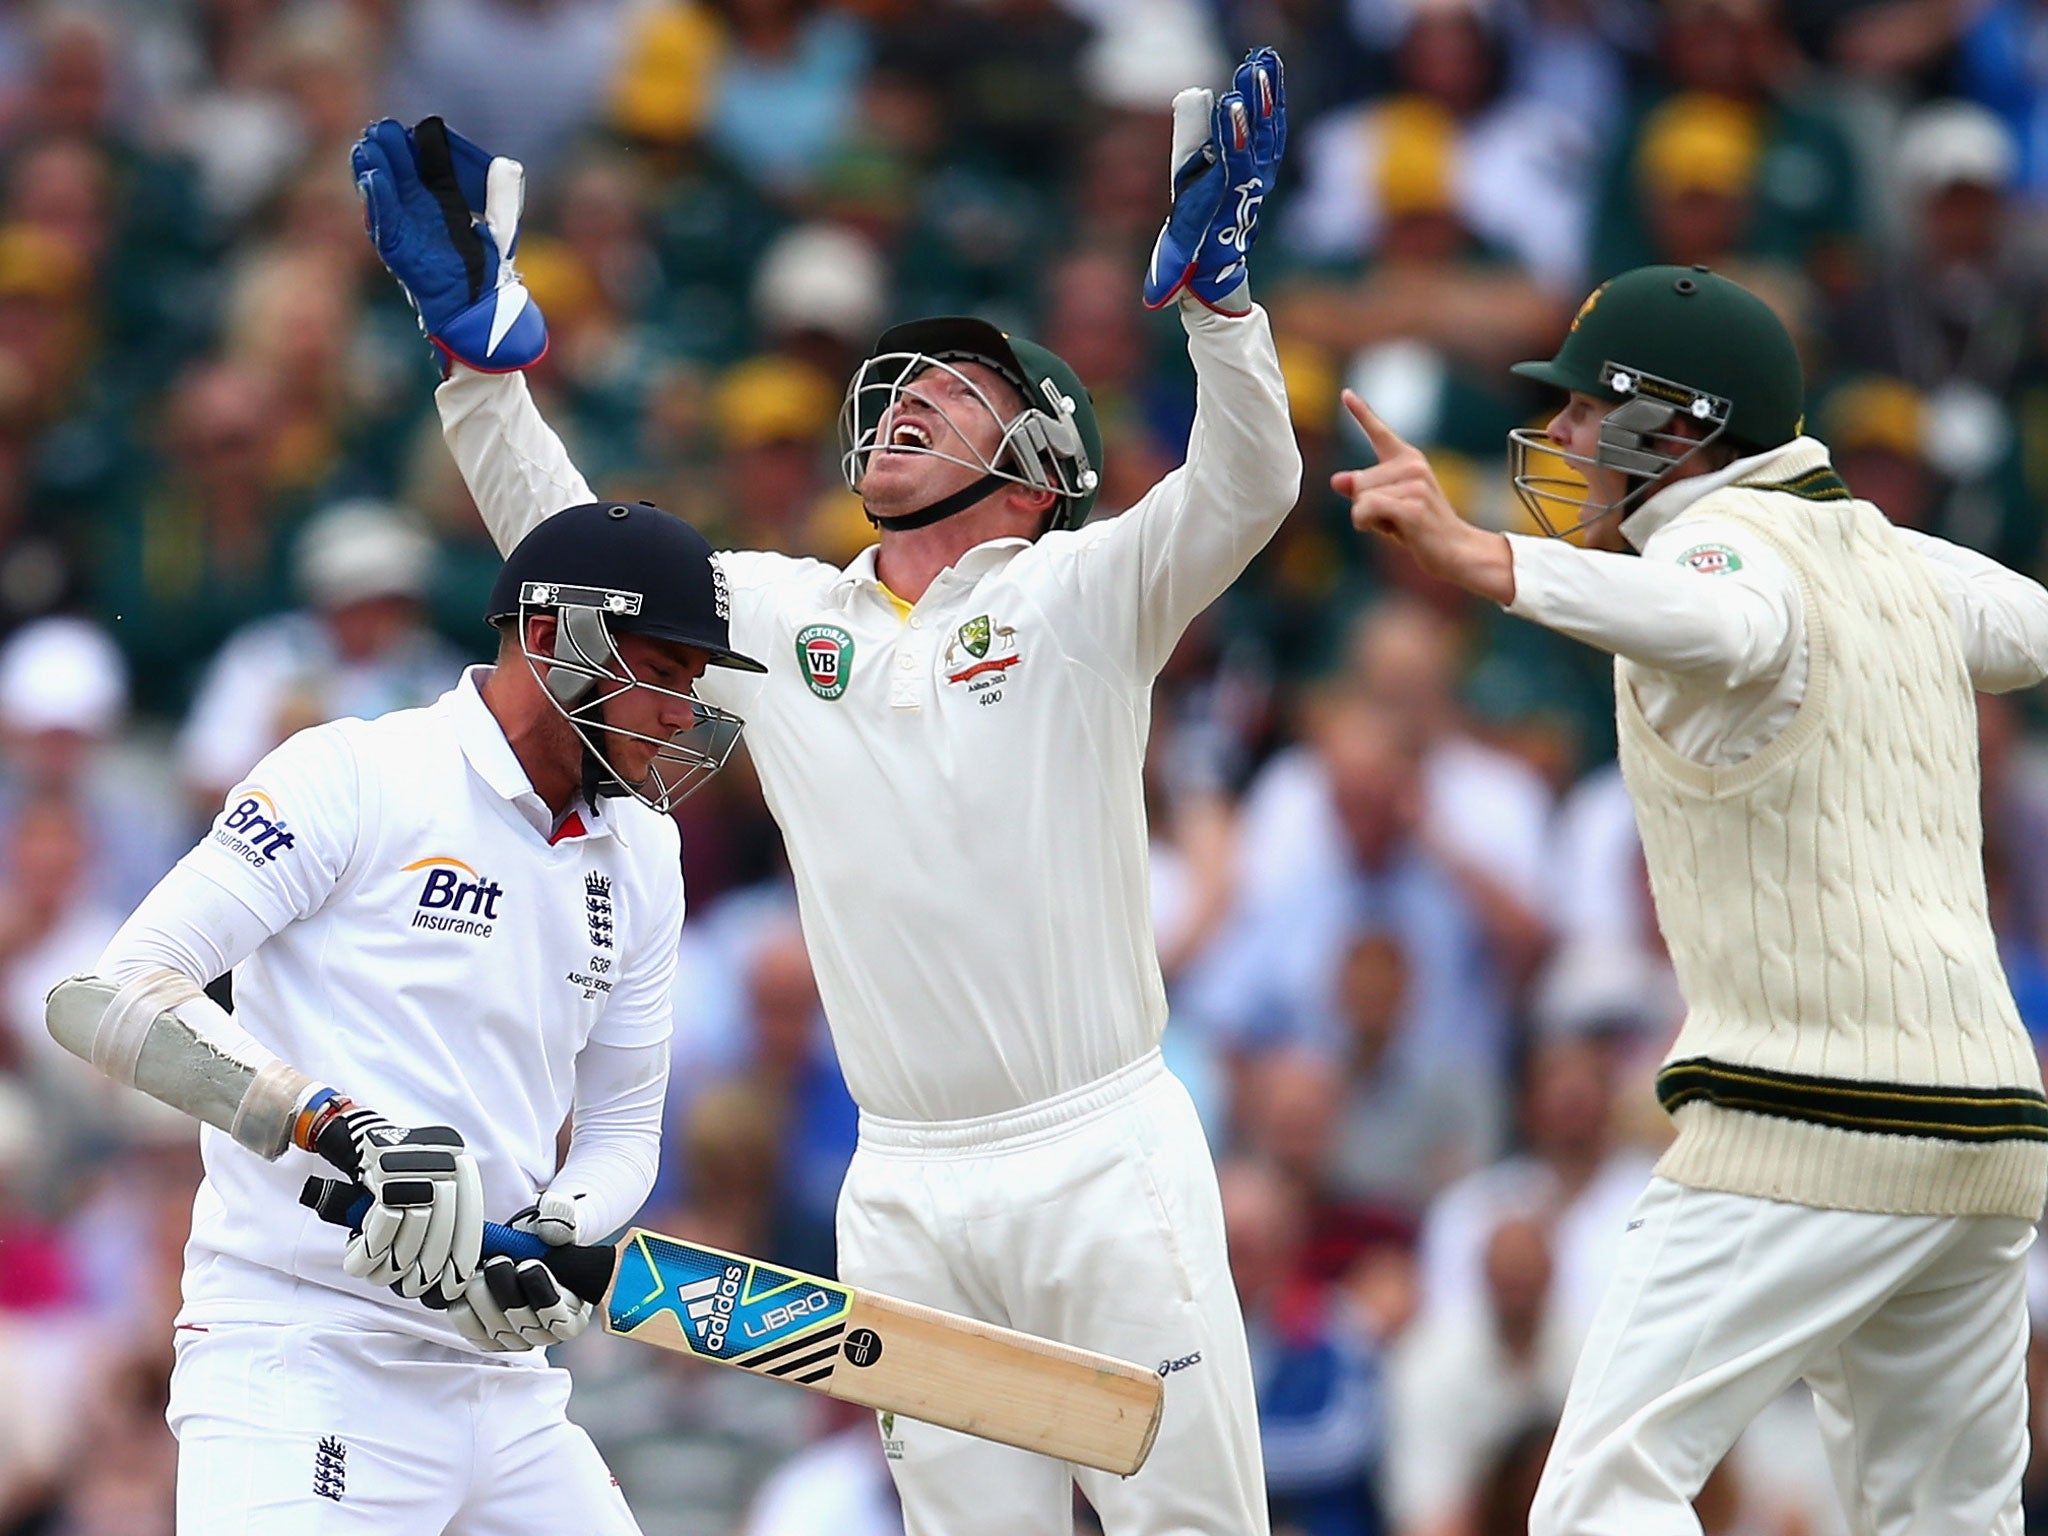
[298,1176,617,1305]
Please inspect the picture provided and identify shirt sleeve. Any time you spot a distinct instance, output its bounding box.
[1892,526,2048,693]
[692,548,818,719]
[588,831,684,1050]
[436,366,598,558]
[179,723,364,934]
[550,1035,669,1243]
[1055,301,1302,680]
[86,737,361,1103]
[95,862,283,987]
[1504,517,1804,689]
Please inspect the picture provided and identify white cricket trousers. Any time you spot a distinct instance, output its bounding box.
[169,1321,639,1535]
[1531,1177,2036,1536]
[836,1049,1270,1536]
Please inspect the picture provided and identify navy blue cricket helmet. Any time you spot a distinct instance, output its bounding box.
[486,501,765,811]
[487,501,765,674]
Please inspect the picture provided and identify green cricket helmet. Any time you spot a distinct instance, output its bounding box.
[839,316,1104,533]
[1508,265,1806,537]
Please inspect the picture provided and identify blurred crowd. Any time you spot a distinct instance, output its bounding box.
[0,0,2047,1532]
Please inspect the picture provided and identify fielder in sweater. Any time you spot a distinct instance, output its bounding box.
[1340,264,2048,1535]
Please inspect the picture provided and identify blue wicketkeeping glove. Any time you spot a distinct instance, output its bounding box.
[1142,47,1287,315]
[351,116,548,374]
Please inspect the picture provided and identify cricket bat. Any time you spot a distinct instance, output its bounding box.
[301,1178,1163,1475]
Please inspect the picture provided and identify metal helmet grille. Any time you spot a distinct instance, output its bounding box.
[837,352,1097,506]
[517,593,743,813]
[1509,363,1732,539]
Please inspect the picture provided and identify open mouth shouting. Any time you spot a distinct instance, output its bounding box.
[880,418,935,457]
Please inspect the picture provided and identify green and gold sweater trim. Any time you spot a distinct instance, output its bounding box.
[1742,464,1852,502]
[1658,1058,2048,1143]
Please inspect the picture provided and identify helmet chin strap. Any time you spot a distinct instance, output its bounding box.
[580,742,629,802]
[864,471,1007,531]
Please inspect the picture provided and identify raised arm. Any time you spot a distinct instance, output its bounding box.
[1337,393,1803,686]
[437,367,596,556]
[1066,47,1300,677]
[1080,302,1300,678]
[1502,521,1803,686]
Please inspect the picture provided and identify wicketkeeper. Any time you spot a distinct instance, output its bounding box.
[352,48,1297,1536]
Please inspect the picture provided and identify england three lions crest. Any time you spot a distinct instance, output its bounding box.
[585,872,614,949]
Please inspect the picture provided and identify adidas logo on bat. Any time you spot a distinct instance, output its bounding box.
[677,1265,745,1352]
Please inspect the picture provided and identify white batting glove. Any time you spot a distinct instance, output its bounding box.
[446,1190,594,1352]
[513,1187,582,1247]
[335,1109,486,1304]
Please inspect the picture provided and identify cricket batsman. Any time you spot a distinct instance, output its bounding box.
[350,47,1296,1535]
[47,505,763,1531]
[1341,263,2048,1533]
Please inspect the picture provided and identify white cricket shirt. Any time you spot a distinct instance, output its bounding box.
[162,668,682,1343]
[1505,436,2048,764]
[440,303,1300,1120]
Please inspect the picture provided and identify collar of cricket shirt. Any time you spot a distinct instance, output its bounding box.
[448,665,618,845]
[833,536,1033,603]
[1620,436,1837,552]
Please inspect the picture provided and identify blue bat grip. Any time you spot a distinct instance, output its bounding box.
[482,1219,549,1262]
[306,1179,616,1303]
[336,1188,550,1261]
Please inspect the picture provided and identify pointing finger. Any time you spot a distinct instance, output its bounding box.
[1342,389,1409,460]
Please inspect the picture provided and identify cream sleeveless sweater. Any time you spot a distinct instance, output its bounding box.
[1619,462,2048,1220]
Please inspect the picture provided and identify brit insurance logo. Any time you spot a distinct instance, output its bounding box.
[405,856,504,938]
[212,790,295,866]
[796,623,853,700]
